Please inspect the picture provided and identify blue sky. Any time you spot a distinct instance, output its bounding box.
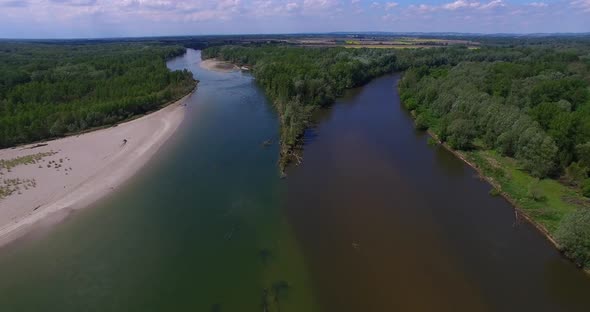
[0,0,588,38]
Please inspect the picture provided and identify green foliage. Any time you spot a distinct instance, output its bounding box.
[467,149,586,232]
[556,207,590,269]
[0,42,195,147]
[414,112,433,130]
[427,137,438,146]
[446,118,476,150]
[577,142,590,168]
[516,128,558,178]
[399,44,590,178]
[583,179,590,198]
[527,179,547,202]
[563,162,588,186]
[489,188,501,196]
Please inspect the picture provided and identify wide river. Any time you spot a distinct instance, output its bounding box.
[0,49,589,311]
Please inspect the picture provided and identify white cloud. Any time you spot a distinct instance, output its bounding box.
[408,3,436,13]
[528,2,548,7]
[442,0,480,10]
[303,0,339,10]
[570,0,590,11]
[286,1,299,11]
[49,0,97,6]
[217,0,242,11]
[385,2,398,10]
[479,0,505,9]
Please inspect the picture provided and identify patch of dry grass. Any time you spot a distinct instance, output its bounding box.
[0,151,56,173]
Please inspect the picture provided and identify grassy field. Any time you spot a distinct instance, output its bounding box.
[461,149,589,234]
[344,44,429,49]
[296,37,480,49]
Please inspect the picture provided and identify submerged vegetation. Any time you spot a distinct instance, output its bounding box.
[399,42,590,269]
[0,42,196,148]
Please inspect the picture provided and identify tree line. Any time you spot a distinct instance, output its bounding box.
[0,42,196,148]
[399,47,590,188]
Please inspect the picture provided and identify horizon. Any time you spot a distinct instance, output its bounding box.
[2,31,590,41]
[0,0,589,39]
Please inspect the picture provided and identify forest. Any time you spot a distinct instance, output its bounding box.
[0,42,196,148]
[399,43,590,269]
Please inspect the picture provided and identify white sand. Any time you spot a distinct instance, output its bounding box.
[200,59,239,72]
[0,94,191,246]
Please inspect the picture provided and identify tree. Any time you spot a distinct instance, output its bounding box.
[576,142,590,168]
[446,118,476,150]
[527,178,546,202]
[563,162,588,186]
[516,127,557,178]
[556,207,590,269]
[0,42,195,147]
[583,179,590,198]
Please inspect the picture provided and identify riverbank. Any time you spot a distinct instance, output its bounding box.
[421,115,590,275]
[200,58,239,72]
[0,92,193,246]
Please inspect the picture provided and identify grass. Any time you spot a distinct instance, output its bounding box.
[0,178,36,199]
[0,151,55,199]
[463,149,589,234]
[0,151,56,172]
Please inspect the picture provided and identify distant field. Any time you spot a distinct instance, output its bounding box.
[293,36,480,49]
[344,44,429,49]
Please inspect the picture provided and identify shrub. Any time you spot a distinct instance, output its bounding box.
[447,118,476,150]
[427,137,438,146]
[415,113,431,130]
[582,179,590,198]
[556,207,590,269]
[489,188,501,196]
[404,97,418,110]
[527,179,547,202]
[563,162,588,186]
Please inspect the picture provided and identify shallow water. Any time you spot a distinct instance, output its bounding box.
[0,50,589,311]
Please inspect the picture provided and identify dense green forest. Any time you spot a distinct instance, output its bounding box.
[399,44,590,269]
[0,42,196,147]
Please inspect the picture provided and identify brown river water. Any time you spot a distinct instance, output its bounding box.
[284,74,590,312]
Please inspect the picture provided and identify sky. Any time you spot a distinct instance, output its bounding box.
[0,0,588,38]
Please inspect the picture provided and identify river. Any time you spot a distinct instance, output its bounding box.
[0,49,589,311]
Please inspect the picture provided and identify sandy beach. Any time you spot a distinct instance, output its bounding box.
[0,94,191,246]
[200,58,240,72]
